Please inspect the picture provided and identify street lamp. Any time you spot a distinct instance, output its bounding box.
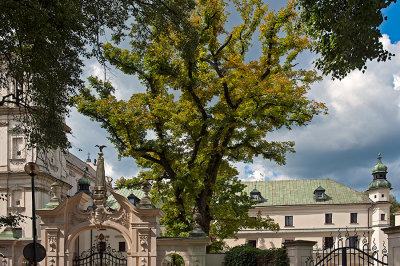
[24,162,39,266]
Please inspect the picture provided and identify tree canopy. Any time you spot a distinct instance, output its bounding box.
[390,195,400,226]
[75,0,326,241]
[298,0,396,79]
[0,0,132,150]
[0,0,195,150]
[1,0,396,150]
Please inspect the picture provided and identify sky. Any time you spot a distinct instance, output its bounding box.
[67,1,400,198]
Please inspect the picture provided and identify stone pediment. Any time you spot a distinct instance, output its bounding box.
[37,189,164,233]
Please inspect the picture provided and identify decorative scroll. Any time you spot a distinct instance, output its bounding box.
[305,228,388,266]
[139,235,148,252]
[48,235,57,252]
[89,205,129,229]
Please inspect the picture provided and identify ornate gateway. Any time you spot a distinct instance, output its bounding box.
[73,238,127,266]
[306,229,388,266]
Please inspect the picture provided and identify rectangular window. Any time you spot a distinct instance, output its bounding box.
[13,228,22,238]
[119,242,126,252]
[349,236,358,248]
[381,214,386,221]
[324,237,334,249]
[325,213,332,224]
[12,137,24,159]
[284,239,294,243]
[247,240,256,248]
[285,216,293,227]
[350,213,357,224]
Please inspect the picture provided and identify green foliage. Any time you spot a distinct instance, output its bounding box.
[0,0,133,150]
[0,214,28,228]
[1,0,191,150]
[258,247,290,266]
[224,245,289,266]
[75,0,326,241]
[0,194,28,228]
[207,240,228,253]
[166,254,185,266]
[390,194,400,226]
[298,0,396,79]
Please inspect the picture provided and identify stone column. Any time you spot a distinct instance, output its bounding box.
[382,226,400,266]
[283,240,316,266]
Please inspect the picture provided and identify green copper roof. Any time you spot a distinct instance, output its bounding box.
[243,179,371,206]
[0,227,21,239]
[43,200,60,210]
[371,153,388,174]
[78,176,91,185]
[106,187,145,209]
[368,179,392,190]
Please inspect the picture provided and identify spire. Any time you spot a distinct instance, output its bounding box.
[86,153,91,163]
[95,148,106,188]
[93,145,107,206]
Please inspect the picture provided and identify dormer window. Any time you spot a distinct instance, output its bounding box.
[127,193,140,206]
[314,186,326,201]
[249,188,263,203]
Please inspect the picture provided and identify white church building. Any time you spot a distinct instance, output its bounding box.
[226,154,391,252]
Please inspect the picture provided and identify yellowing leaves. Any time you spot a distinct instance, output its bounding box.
[75,0,326,240]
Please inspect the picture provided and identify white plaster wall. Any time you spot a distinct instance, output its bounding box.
[371,204,391,226]
[369,188,390,203]
[206,254,225,266]
[250,205,370,229]
[395,213,400,226]
[0,125,8,172]
[227,205,373,250]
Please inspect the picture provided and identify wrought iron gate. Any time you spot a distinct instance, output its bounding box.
[73,241,127,266]
[306,229,388,266]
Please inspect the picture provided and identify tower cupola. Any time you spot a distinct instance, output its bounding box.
[77,166,92,195]
[368,153,391,191]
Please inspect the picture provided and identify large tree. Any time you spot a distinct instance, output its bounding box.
[0,0,195,150]
[1,0,395,150]
[75,0,326,241]
[0,0,131,150]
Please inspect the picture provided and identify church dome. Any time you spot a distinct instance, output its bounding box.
[368,179,392,190]
[78,176,91,185]
[371,153,387,174]
[368,153,391,191]
[76,167,92,195]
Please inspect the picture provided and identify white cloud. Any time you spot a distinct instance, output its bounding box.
[236,162,294,182]
[393,74,400,91]
[104,161,115,178]
[239,35,400,197]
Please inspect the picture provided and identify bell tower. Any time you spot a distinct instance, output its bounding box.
[368,153,391,252]
[368,153,391,203]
